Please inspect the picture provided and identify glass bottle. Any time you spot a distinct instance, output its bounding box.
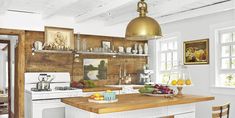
[81,38,87,52]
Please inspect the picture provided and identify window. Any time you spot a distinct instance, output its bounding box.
[216,28,235,87]
[157,36,179,84]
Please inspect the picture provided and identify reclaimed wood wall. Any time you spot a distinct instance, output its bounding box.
[25,31,147,86]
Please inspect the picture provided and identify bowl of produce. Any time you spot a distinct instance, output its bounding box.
[139,84,175,97]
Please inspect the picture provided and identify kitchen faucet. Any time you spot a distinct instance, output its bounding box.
[118,61,127,85]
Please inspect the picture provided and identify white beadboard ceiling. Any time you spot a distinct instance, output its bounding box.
[0,0,234,25]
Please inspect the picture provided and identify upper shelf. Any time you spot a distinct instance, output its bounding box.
[76,51,148,57]
[33,50,73,54]
[33,50,148,57]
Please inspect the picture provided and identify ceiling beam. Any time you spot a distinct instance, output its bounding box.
[42,0,78,19]
[0,0,11,14]
[105,0,234,26]
[104,0,202,26]
[75,0,135,23]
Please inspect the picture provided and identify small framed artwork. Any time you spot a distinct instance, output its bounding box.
[83,59,108,80]
[45,26,74,49]
[101,41,111,49]
[184,39,209,65]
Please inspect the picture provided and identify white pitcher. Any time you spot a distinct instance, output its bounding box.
[34,41,45,50]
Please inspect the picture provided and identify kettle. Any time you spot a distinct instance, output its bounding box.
[34,41,45,50]
[36,74,54,91]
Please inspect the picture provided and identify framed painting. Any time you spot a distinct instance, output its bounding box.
[45,26,74,50]
[83,59,108,80]
[184,39,209,65]
[101,41,111,49]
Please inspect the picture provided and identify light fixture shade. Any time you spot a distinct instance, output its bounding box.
[125,16,162,41]
[125,0,162,41]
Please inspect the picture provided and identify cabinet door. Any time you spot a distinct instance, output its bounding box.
[174,112,195,118]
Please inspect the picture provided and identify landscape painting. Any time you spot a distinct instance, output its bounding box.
[83,59,108,80]
[184,39,209,65]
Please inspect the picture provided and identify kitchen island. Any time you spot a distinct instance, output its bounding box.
[62,94,214,118]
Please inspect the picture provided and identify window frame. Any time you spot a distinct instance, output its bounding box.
[216,27,235,87]
[209,21,235,95]
[156,33,181,84]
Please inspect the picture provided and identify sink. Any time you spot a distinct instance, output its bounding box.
[105,84,144,88]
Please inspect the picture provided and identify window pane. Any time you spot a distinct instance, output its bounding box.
[160,62,166,71]
[219,74,235,87]
[173,51,177,61]
[232,45,235,56]
[221,46,230,57]
[168,42,173,50]
[161,53,166,61]
[161,43,167,51]
[160,73,170,84]
[232,58,235,69]
[173,61,178,67]
[167,61,172,70]
[221,58,230,69]
[221,33,232,43]
[173,41,178,50]
[233,32,235,42]
[167,52,172,61]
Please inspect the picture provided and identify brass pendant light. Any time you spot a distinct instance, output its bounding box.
[125,0,162,41]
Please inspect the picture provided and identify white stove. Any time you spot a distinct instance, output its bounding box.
[24,72,83,118]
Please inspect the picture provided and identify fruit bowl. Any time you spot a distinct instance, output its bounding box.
[139,84,175,97]
[88,90,118,103]
[169,80,193,97]
[143,93,174,97]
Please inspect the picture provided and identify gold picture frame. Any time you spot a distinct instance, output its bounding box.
[45,26,74,50]
[184,39,209,65]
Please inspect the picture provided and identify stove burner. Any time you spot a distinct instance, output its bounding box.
[31,88,52,92]
[54,86,77,91]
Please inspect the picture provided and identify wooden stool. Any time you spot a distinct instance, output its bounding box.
[212,103,230,118]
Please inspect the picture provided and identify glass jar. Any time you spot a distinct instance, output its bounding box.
[168,64,191,85]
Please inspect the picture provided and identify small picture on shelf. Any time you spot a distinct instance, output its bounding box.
[84,59,108,80]
[101,41,111,49]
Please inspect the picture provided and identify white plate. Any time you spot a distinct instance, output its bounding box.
[143,93,174,97]
[88,99,118,104]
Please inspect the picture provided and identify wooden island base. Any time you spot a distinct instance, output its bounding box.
[62,94,214,118]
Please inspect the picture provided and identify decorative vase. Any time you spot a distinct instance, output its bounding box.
[144,43,148,54]
[138,44,143,54]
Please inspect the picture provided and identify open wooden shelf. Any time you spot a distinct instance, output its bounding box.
[33,50,148,57]
[76,51,148,57]
[33,50,73,54]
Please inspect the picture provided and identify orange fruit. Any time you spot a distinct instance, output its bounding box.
[171,80,177,85]
[185,79,192,85]
[177,79,184,85]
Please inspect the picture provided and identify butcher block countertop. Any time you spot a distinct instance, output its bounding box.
[82,87,122,92]
[62,94,214,114]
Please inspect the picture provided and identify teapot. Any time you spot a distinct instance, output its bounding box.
[34,41,45,50]
[36,74,54,91]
